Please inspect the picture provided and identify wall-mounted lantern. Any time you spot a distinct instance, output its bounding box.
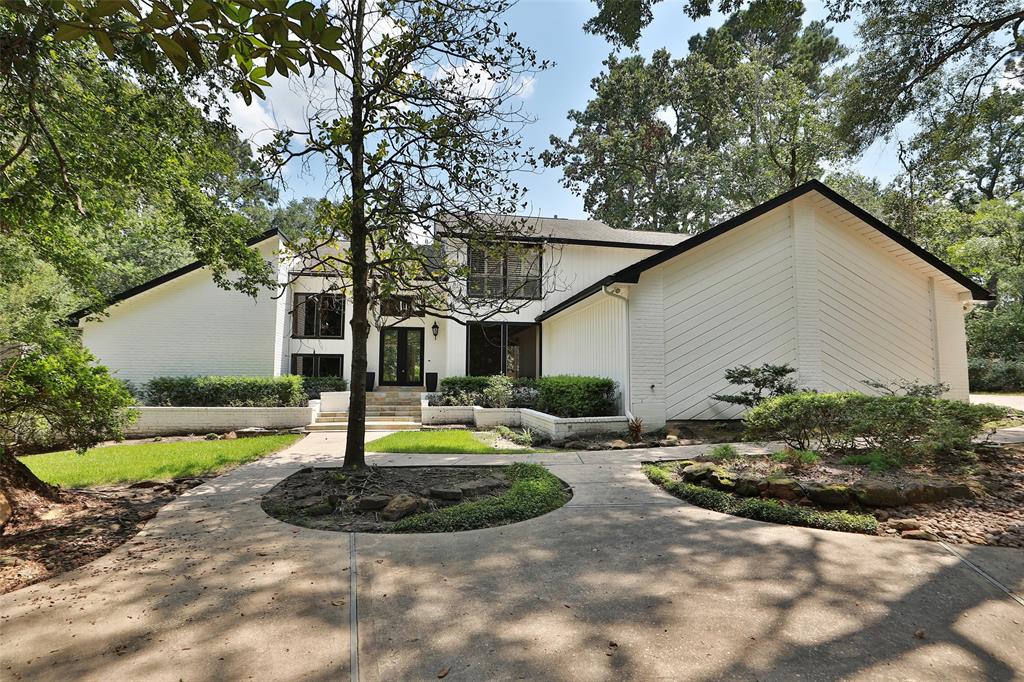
[431,321,440,339]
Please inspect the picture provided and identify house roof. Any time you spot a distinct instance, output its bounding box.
[536,180,993,323]
[69,228,281,324]
[449,214,687,249]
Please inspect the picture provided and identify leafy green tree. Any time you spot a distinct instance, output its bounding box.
[264,0,550,469]
[546,0,850,232]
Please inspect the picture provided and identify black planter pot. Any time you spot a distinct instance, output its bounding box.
[366,371,375,391]
[425,372,438,392]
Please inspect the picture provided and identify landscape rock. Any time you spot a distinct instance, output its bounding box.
[223,431,237,440]
[428,486,464,501]
[901,529,940,542]
[294,495,323,509]
[459,479,502,496]
[0,491,10,528]
[733,474,763,497]
[305,502,333,516]
[380,494,425,521]
[763,477,802,501]
[236,427,275,438]
[657,439,679,447]
[852,480,905,507]
[890,519,921,531]
[803,482,851,506]
[608,439,631,450]
[128,480,162,489]
[706,469,736,491]
[356,494,391,511]
[563,440,588,450]
[680,462,718,482]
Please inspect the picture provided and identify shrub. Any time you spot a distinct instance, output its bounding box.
[534,375,616,418]
[494,424,534,446]
[394,463,569,532]
[438,375,491,395]
[862,378,948,398]
[771,448,821,471]
[745,392,1005,466]
[707,443,740,463]
[301,376,348,400]
[711,363,799,408]
[642,464,878,534]
[143,375,306,407]
[840,451,900,472]
[969,358,1024,392]
[482,375,514,408]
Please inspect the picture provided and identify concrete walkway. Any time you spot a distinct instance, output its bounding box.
[971,393,1024,412]
[2,432,1022,681]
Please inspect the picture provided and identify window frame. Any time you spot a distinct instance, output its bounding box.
[290,353,345,378]
[291,293,346,339]
[467,246,543,301]
[379,294,426,318]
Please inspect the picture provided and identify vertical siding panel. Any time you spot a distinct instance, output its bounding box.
[629,270,667,428]
[541,296,627,407]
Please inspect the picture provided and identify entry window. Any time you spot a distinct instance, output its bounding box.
[291,354,344,377]
[467,322,538,378]
[467,247,542,300]
[292,293,345,338]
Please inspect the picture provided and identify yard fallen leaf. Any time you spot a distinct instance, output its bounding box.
[437,667,450,678]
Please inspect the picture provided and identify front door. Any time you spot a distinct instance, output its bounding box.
[379,327,424,386]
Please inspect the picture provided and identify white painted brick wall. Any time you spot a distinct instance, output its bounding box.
[126,406,311,436]
[628,270,667,429]
[80,239,283,387]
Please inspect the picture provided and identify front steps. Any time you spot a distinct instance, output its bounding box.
[307,388,424,432]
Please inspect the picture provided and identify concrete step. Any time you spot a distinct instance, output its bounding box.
[305,421,421,432]
[317,410,422,420]
[316,414,418,423]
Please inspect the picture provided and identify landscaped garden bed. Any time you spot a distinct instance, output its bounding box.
[644,442,1024,548]
[261,463,570,533]
[2,434,301,593]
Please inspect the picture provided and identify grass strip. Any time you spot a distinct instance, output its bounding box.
[643,463,878,535]
[20,435,302,487]
[394,463,570,532]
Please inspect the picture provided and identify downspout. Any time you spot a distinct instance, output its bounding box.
[602,284,633,420]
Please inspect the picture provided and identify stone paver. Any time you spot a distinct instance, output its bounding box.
[2,432,1022,681]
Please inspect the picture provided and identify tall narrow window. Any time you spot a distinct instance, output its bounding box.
[292,293,345,338]
[291,354,344,377]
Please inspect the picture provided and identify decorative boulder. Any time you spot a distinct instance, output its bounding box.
[762,477,802,501]
[706,469,736,492]
[608,439,631,450]
[356,494,391,511]
[803,482,851,507]
[733,474,763,497]
[852,480,905,508]
[380,494,425,521]
[680,462,718,482]
[428,486,464,501]
[459,479,503,496]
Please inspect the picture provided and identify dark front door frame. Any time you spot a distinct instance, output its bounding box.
[379,326,425,386]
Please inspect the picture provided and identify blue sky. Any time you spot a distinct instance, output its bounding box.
[247,0,905,219]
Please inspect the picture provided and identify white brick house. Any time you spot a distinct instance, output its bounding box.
[76,181,991,428]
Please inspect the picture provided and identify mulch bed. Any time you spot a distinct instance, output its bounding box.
[690,443,1024,548]
[0,478,204,594]
[262,465,510,532]
[876,444,1024,547]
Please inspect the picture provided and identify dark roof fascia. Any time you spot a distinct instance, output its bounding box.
[70,228,282,325]
[537,180,992,323]
[440,232,680,250]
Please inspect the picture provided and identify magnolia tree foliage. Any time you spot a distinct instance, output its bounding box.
[260,0,551,468]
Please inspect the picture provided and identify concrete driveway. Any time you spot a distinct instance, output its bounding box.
[2,433,1022,681]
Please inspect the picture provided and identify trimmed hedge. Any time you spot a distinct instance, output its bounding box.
[969,358,1024,392]
[744,391,1004,465]
[432,375,617,416]
[643,464,878,534]
[394,463,569,532]
[301,376,348,399]
[143,375,306,407]
[534,375,616,418]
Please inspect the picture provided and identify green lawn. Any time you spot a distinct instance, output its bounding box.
[366,429,539,454]
[20,434,302,487]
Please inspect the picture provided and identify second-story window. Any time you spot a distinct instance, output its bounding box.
[379,295,425,317]
[292,293,345,338]
[468,247,542,300]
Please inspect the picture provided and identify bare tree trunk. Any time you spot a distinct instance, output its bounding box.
[343,0,368,470]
